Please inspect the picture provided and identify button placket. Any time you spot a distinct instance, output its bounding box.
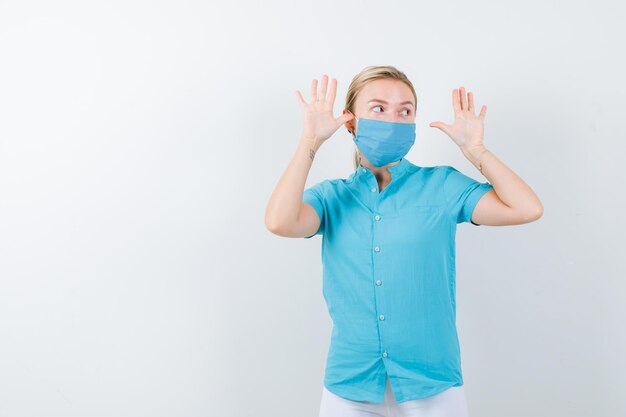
[372,206,388,361]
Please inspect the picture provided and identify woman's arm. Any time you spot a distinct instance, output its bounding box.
[265,135,324,237]
[462,145,543,226]
[265,75,354,237]
[430,86,543,226]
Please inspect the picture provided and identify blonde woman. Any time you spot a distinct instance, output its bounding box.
[265,66,543,417]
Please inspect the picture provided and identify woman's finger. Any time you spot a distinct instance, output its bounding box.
[452,89,461,114]
[318,74,328,101]
[295,90,306,110]
[429,121,451,136]
[310,78,318,102]
[460,86,467,110]
[335,111,354,129]
[326,78,337,105]
[479,105,487,120]
[468,91,474,113]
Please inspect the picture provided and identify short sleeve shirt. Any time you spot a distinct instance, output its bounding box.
[301,157,494,404]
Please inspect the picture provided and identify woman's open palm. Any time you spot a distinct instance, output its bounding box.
[429,86,487,149]
[295,74,354,143]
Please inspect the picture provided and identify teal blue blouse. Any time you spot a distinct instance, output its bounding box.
[302,156,494,404]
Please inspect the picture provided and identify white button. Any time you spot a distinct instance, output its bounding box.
[379,314,385,321]
[382,352,388,358]
[374,215,380,221]
[374,246,380,252]
[376,280,382,286]
[371,187,376,192]
[362,168,366,173]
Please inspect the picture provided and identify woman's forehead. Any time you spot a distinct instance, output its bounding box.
[357,79,415,105]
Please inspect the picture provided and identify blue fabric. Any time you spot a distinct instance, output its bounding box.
[352,117,416,167]
[301,157,494,404]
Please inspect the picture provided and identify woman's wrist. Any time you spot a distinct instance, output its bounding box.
[461,144,490,174]
[298,134,323,162]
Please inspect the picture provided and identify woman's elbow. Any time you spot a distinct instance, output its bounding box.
[524,204,544,223]
[265,215,284,235]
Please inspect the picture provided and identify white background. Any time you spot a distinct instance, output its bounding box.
[0,1,624,416]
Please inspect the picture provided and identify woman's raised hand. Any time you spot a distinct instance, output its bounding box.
[295,74,354,144]
[429,86,487,151]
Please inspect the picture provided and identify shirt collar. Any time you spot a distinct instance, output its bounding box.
[355,157,413,179]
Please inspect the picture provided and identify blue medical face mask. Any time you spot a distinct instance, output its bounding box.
[352,117,416,167]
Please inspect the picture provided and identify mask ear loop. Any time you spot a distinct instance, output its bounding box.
[355,146,362,166]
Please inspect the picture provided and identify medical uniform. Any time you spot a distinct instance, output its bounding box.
[302,157,493,405]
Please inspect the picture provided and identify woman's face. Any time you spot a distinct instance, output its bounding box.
[345,78,416,135]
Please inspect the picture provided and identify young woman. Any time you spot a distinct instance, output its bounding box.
[265,66,543,417]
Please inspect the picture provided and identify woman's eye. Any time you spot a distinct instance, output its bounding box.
[401,109,411,116]
[372,106,383,113]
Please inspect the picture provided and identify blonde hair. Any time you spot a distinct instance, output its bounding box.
[345,65,418,170]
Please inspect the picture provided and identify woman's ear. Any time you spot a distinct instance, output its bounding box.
[343,109,355,135]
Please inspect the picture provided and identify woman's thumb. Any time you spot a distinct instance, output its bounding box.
[429,121,449,135]
[337,112,354,126]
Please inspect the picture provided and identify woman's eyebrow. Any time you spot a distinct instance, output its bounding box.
[368,99,414,107]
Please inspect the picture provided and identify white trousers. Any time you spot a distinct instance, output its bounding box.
[318,375,470,417]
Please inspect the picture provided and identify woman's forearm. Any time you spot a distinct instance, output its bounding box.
[264,134,322,232]
[265,74,353,233]
[462,144,544,217]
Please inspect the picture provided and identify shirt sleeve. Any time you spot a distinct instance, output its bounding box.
[442,166,494,226]
[302,180,326,238]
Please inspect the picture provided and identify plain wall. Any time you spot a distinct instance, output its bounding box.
[0,0,624,416]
